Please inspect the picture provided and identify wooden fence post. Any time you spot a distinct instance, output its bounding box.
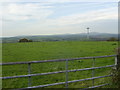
[116,55,120,70]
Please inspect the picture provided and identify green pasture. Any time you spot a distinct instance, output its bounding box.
[2,41,118,88]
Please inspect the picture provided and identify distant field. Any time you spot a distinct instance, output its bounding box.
[2,41,117,62]
[2,41,118,88]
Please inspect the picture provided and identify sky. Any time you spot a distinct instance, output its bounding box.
[0,0,118,37]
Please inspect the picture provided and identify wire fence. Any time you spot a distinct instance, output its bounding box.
[0,55,117,89]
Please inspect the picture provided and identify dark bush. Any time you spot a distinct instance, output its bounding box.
[19,38,33,42]
[111,68,120,88]
[19,38,29,42]
[112,43,117,45]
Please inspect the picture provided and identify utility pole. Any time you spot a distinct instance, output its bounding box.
[87,27,90,40]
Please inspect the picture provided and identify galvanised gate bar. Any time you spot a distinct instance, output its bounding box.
[0,55,117,89]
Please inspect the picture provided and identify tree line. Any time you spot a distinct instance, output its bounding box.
[18,37,118,42]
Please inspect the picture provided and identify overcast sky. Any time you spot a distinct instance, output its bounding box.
[1,0,118,37]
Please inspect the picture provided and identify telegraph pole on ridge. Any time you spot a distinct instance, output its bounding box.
[86,27,90,40]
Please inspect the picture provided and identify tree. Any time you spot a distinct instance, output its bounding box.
[19,38,29,42]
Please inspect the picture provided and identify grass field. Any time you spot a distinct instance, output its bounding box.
[2,41,118,88]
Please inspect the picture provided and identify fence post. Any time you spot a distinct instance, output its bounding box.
[116,55,120,70]
[65,59,68,88]
[92,58,95,87]
[28,63,31,87]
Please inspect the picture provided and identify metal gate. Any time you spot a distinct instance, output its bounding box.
[0,55,117,89]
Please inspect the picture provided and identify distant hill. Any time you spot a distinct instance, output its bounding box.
[1,32,118,43]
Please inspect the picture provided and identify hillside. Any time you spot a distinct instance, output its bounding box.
[2,32,118,43]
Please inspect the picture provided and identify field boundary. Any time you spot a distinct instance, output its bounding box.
[1,55,117,89]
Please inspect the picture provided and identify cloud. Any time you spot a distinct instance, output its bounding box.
[2,3,54,21]
[1,0,119,2]
[46,7,117,26]
[1,2,118,37]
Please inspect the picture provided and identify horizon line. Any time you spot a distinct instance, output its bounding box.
[1,32,118,38]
